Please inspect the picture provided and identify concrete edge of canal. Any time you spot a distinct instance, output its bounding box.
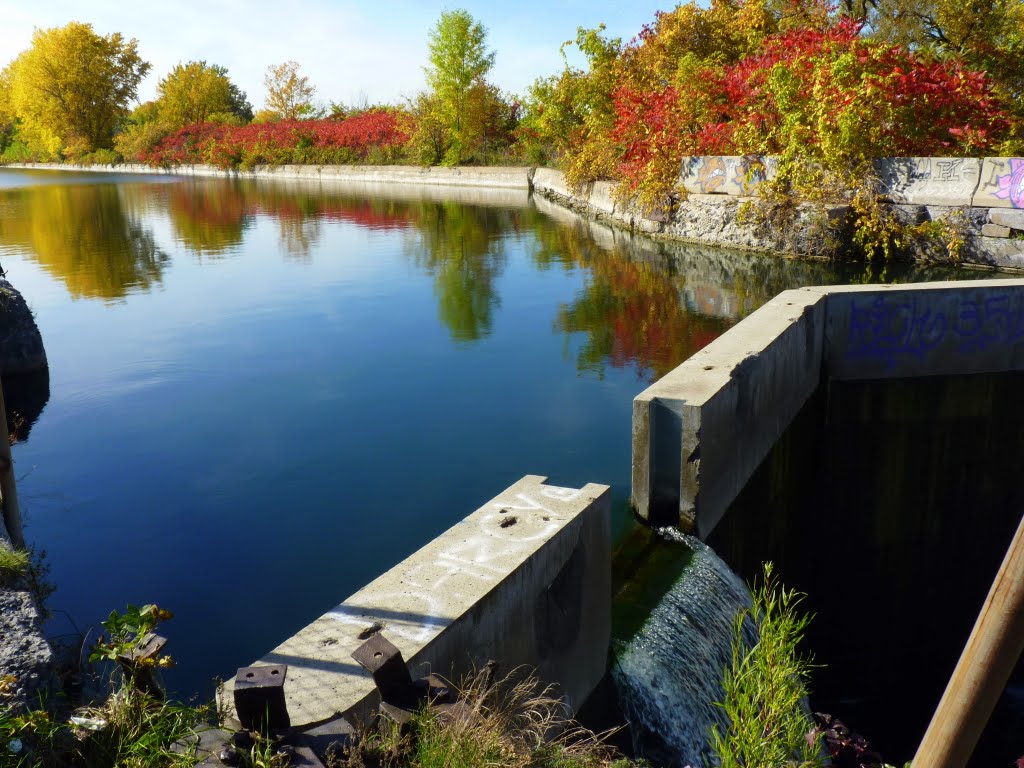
[217,474,611,729]
[631,278,1024,535]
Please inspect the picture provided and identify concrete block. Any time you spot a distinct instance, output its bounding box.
[587,181,616,215]
[631,288,827,534]
[532,167,573,199]
[975,237,1024,270]
[982,223,1012,238]
[823,281,1024,379]
[221,476,611,727]
[680,156,776,196]
[973,157,1024,209]
[875,157,981,206]
[990,208,1024,230]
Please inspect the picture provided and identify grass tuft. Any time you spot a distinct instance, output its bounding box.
[710,562,823,768]
[0,544,30,584]
[0,685,212,768]
[337,666,637,768]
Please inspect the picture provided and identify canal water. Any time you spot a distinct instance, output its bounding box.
[0,169,1010,753]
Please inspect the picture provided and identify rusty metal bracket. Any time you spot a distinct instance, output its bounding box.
[351,632,413,703]
[352,633,455,723]
[233,664,290,732]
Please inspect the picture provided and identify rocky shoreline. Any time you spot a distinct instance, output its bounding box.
[0,277,53,714]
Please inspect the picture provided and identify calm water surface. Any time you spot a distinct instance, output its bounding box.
[0,168,992,701]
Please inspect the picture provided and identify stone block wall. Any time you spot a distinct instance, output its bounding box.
[535,156,1024,269]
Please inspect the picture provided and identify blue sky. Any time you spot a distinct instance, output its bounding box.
[0,1,673,110]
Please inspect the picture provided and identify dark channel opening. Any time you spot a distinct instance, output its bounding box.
[709,370,1024,767]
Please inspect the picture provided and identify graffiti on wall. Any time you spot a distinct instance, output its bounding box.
[845,293,1024,368]
[684,156,773,195]
[995,158,1024,208]
[327,484,586,644]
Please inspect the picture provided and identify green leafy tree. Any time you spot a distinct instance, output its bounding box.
[263,60,317,120]
[421,9,497,165]
[156,61,252,126]
[520,25,622,176]
[5,22,150,158]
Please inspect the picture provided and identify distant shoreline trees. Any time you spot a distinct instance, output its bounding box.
[1,2,1022,181]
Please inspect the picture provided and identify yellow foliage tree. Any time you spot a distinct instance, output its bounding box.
[6,22,150,158]
[156,61,252,127]
[263,61,317,120]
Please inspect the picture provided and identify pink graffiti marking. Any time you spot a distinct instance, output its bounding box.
[995,158,1024,208]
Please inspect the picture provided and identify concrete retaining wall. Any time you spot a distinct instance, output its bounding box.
[632,279,1024,535]
[222,475,611,727]
[6,163,534,189]
[535,158,1024,269]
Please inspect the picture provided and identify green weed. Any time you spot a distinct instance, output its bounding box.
[0,686,211,768]
[710,562,823,768]
[0,544,29,585]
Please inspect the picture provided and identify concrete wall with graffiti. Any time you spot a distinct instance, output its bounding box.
[679,155,1024,211]
[631,279,1024,534]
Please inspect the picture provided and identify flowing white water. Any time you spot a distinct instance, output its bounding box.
[611,529,753,768]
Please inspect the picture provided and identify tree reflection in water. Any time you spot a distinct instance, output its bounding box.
[0,182,168,301]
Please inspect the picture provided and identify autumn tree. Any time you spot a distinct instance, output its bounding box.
[419,9,498,164]
[263,61,317,120]
[0,66,16,156]
[868,0,1024,149]
[5,22,149,158]
[520,25,622,176]
[156,61,252,127]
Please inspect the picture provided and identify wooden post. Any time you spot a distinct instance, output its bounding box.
[0,377,25,549]
[913,511,1024,768]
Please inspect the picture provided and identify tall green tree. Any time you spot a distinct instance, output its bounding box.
[156,61,252,126]
[263,60,317,120]
[520,25,622,173]
[421,9,497,165]
[5,22,150,158]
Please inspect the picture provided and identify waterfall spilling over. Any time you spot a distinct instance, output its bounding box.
[611,528,753,768]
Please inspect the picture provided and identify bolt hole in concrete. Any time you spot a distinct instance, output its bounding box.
[703,366,714,370]
[500,516,518,528]
[270,670,279,675]
[245,673,254,678]
[373,652,383,659]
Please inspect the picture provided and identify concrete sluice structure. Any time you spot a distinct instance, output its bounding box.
[631,278,1024,535]
[221,475,611,728]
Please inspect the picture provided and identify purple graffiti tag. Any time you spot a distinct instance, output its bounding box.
[846,297,948,368]
[953,294,1024,353]
[995,158,1024,209]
